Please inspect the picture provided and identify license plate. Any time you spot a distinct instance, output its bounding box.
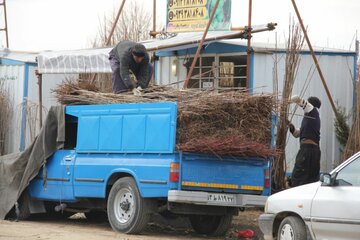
[207,193,235,203]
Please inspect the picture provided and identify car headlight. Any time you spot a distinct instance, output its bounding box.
[264,200,268,213]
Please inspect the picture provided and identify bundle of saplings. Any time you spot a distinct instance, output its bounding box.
[53,79,276,158]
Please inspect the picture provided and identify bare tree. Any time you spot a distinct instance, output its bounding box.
[0,81,12,155]
[85,1,152,92]
[92,0,152,47]
[273,19,305,191]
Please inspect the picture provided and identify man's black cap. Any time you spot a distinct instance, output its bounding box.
[308,96,321,109]
[132,44,146,57]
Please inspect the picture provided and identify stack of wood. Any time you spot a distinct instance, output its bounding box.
[53,79,277,158]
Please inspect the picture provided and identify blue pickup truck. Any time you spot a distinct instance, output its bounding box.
[22,102,271,236]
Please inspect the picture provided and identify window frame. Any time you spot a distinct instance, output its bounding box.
[334,155,360,186]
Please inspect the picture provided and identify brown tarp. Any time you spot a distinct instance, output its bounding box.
[0,106,65,219]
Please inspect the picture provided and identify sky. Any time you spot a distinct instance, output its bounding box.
[1,0,359,52]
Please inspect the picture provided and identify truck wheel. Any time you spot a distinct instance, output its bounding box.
[107,177,151,234]
[189,214,233,236]
[277,216,307,240]
[85,210,108,222]
[6,190,31,220]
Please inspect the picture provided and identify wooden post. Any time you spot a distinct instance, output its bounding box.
[291,0,337,115]
[91,0,126,83]
[183,0,220,88]
[106,0,126,46]
[35,70,43,129]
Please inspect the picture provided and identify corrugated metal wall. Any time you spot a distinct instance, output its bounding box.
[1,61,79,154]
[25,73,79,147]
[41,74,77,110]
[0,64,25,153]
[156,51,355,172]
[25,65,39,147]
[253,52,355,172]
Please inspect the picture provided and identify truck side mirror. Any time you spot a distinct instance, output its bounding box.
[320,173,332,186]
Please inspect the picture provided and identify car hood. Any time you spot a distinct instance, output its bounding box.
[266,182,321,216]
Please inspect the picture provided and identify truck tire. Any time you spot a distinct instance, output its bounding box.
[6,190,31,220]
[107,177,151,234]
[85,210,108,222]
[189,214,233,236]
[277,216,307,240]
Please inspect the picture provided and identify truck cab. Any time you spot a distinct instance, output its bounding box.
[25,102,271,236]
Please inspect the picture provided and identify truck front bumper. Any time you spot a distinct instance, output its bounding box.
[168,190,267,207]
[258,213,276,240]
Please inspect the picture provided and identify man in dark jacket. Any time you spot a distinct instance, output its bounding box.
[109,41,153,94]
[288,95,321,187]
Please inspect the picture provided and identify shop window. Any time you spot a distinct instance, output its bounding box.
[184,55,247,89]
[184,56,215,89]
[218,55,247,89]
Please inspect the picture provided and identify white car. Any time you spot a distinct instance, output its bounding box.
[259,152,360,240]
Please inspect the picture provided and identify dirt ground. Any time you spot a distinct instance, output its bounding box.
[0,209,264,240]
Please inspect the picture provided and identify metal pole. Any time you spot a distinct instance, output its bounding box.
[35,70,43,129]
[0,0,9,48]
[291,0,337,115]
[153,0,156,35]
[106,0,126,46]
[246,0,252,90]
[184,0,220,88]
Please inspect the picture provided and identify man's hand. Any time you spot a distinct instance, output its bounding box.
[289,94,314,113]
[288,121,300,138]
[132,86,143,96]
[290,95,301,104]
[132,88,141,96]
[288,123,295,134]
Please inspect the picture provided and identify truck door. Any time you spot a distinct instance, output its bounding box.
[28,150,76,201]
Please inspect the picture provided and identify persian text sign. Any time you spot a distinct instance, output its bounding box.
[167,0,231,33]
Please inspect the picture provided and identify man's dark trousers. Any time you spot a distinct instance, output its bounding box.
[291,144,321,187]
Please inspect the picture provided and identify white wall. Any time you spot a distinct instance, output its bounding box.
[42,74,76,110]
[157,57,171,85]
[253,52,355,172]
[156,56,184,88]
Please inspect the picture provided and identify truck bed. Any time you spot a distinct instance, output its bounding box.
[179,153,271,196]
